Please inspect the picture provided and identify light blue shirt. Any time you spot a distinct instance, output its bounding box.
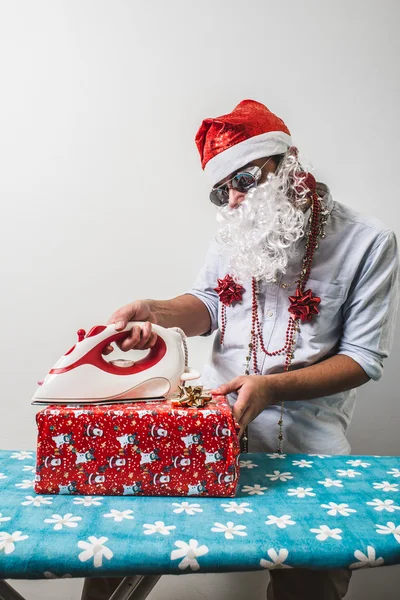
[188,183,400,455]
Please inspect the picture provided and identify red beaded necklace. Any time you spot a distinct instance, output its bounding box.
[215,192,329,453]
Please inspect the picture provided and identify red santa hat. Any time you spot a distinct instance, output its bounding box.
[195,99,292,186]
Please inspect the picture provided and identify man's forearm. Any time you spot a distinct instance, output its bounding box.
[267,354,371,404]
[147,294,211,337]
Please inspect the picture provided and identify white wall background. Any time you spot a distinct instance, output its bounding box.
[0,0,399,598]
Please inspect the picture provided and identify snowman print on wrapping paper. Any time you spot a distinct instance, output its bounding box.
[58,481,78,494]
[180,432,203,449]
[116,433,139,449]
[136,409,158,419]
[73,449,96,465]
[204,449,225,465]
[140,449,160,465]
[43,408,61,417]
[123,482,142,495]
[72,409,94,419]
[51,432,73,448]
[187,481,208,495]
[199,409,217,419]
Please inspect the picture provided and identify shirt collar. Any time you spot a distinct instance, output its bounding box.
[304,181,333,231]
[316,181,333,213]
[303,181,333,228]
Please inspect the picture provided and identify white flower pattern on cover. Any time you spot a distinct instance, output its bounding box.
[309,454,331,458]
[349,546,384,569]
[73,497,103,507]
[265,471,293,482]
[267,454,287,459]
[172,502,203,515]
[347,460,370,468]
[44,513,82,530]
[260,548,292,569]
[0,513,11,522]
[143,521,176,535]
[103,509,134,522]
[318,478,343,488]
[0,531,29,554]
[375,522,400,543]
[170,539,209,570]
[310,525,342,541]
[211,522,247,539]
[15,479,35,489]
[0,473,7,480]
[10,452,34,460]
[2,449,400,574]
[336,469,361,478]
[220,501,252,514]
[321,502,357,516]
[239,460,258,469]
[241,484,267,495]
[367,499,400,512]
[21,495,53,507]
[372,482,399,492]
[265,515,296,529]
[78,536,113,567]
[292,460,313,468]
[287,487,315,498]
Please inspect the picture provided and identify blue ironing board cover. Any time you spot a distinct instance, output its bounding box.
[0,450,399,579]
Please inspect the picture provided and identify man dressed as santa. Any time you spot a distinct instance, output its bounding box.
[82,100,399,600]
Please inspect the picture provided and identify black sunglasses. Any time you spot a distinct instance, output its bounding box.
[209,158,272,207]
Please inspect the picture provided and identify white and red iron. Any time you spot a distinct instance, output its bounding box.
[32,322,200,405]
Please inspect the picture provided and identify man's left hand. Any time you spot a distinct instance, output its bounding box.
[211,375,275,437]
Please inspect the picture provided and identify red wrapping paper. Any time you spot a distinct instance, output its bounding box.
[35,396,240,497]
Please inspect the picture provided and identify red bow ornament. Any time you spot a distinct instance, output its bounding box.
[288,288,321,322]
[214,274,244,306]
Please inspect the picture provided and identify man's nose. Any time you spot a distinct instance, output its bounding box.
[228,188,246,208]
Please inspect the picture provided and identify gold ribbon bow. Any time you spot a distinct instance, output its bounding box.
[171,385,213,408]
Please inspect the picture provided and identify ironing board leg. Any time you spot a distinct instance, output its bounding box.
[108,575,162,600]
[0,580,27,600]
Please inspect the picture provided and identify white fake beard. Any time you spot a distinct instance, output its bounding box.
[215,176,307,283]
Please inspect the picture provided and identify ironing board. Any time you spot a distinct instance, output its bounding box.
[1,450,400,600]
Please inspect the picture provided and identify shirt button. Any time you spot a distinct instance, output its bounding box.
[266,309,274,318]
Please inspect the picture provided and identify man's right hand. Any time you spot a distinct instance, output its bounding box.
[103,300,158,355]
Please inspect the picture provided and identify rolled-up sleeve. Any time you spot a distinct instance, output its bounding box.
[338,230,400,380]
[187,237,221,336]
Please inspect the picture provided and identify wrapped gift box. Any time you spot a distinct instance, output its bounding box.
[35,395,240,497]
